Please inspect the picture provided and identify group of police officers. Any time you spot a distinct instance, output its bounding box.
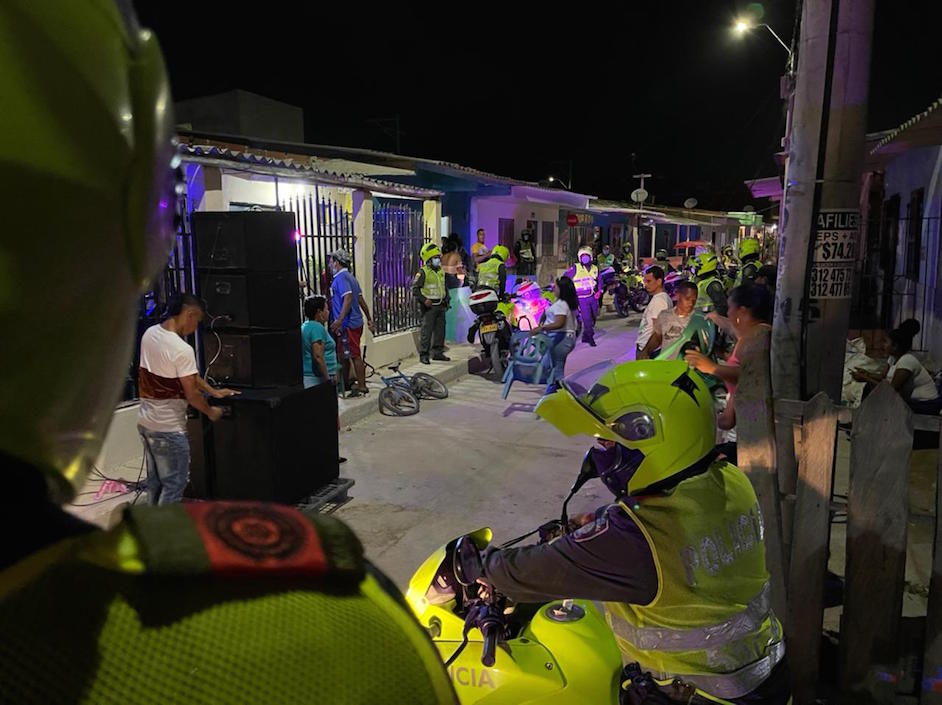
[1,3,786,703]
[412,230,766,355]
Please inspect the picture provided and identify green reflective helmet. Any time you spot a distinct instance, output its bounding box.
[692,252,719,276]
[0,0,176,501]
[536,360,717,495]
[739,238,761,259]
[420,242,442,261]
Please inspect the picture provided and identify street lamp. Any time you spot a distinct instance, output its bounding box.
[547,175,571,190]
[732,18,791,55]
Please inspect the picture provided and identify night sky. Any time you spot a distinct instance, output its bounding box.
[139,1,941,211]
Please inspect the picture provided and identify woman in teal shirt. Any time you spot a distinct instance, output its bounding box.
[302,295,339,387]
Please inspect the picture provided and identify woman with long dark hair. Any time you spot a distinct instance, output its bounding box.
[530,276,580,392]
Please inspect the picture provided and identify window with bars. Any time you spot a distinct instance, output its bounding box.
[905,188,924,281]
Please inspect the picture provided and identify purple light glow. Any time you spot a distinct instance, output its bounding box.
[158,199,169,210]
[294,230,302,242]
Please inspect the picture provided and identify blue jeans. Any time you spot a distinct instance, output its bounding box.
[545,332,576,393]
[139,427,190,506]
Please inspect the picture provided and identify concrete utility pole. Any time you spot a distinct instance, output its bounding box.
[772,0,875,401]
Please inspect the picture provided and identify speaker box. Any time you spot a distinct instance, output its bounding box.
[186,413,212,499]
[200,272,300,329]
[204,329,302,388]
[207,385,339,503]
[193,211,297,272]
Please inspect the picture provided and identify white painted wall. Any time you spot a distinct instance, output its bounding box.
[470,196,560,254]
[883,145,942,357]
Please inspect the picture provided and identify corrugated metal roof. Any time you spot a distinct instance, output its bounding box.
[177,142,443,198]
[175,129,601,197]
[870,96,942,155]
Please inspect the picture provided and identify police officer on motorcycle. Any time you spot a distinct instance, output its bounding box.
[692,252,729,316]
[412,242,451,364]
[653,248,676,274]
[736,238,762,286]
[477,361,790,705]
[621,240,635,270]
[0,4,456,703]
[565,245,600,347]
[597,243,615,269]
[476,244,509,298]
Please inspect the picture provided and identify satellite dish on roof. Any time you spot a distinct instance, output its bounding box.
[683,198,698,209]
[744,205,755,213]
[631,188,649,204]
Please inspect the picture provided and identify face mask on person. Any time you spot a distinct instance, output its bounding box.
[603,247,610,255]
[580,255,592,266]
[430,256,441,269]
[590,443,645,499]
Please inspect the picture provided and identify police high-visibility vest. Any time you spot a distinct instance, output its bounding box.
[519,244,535,261]
[696,276,722,312]
[477,257,502,290]
[0,503,458,705]
[419,266,445,303]
[736,260,759,287]
[597,253,614,269]
[607,460,784,701]
[572,263,598,298]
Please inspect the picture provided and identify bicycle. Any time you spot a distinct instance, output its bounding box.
[377,361,448,417]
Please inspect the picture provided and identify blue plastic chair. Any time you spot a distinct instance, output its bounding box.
[501,331,555,399]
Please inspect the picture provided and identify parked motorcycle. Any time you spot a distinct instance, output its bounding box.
[503,279,556,331]
[406,455,624,703]
[599,266,648,316]
[468,289,513,378]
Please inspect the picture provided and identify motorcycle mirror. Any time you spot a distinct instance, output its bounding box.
[453,536,484,587]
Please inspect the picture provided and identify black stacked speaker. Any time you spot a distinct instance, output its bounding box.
[187,211,338,503]
[194,211,302,388]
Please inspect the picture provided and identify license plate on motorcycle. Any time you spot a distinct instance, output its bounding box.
[480,323,498,334]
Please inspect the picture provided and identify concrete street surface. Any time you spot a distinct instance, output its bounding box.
[335,312,640,587]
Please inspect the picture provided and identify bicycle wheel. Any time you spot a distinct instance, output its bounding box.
[378,386,420,416]
[412,372,448,399]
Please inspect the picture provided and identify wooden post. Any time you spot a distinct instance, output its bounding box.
[922,424,942,704]
[735,324,788,620]
[839,382,912,700]
[787,392,838,703]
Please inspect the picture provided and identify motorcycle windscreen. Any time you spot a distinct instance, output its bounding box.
[535,360,621,442]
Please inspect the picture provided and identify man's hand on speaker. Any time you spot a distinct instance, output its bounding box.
[207,407,224,423]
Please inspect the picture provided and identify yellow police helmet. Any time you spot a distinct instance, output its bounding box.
[420,242,442,261]
[0,0,176,502]
[491,244,510,262]
[739,238,761,259]
[536,360,717,495]
[692,252,719,276]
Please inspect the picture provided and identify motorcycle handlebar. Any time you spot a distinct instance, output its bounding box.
[480,618,499,667]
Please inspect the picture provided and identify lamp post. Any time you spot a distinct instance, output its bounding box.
[547,175,572,190]
[733,18,792,69]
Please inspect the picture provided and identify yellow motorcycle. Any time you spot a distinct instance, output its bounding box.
[406,458,623,703]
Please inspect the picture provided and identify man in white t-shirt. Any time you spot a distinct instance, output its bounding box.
[636,265,672,358]
[138,294,237,505]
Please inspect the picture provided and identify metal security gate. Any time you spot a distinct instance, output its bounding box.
[124,191,198,400]
[373,202,429,336]
[282,188,355,299]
